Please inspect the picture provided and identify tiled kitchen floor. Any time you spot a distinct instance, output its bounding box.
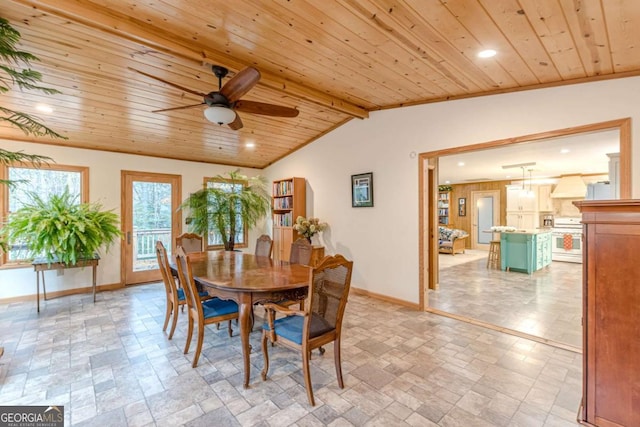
[432,252,582,349]
[0,282,582,426]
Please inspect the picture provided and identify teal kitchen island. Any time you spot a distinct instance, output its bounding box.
[500,230,552,274]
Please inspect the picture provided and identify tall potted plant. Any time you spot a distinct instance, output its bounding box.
[180,170,270,251]
[3,189,121,265]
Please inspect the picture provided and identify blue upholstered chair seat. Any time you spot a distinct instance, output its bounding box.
[202,298,239,319]
[262,314,334,345]
[176,288,209,302]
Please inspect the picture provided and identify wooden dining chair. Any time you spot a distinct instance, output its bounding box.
[261,254,354,406]
[255,234,273,258]
[273,238,313,313]
[174,247,240,368]
[176,232,204,253]
[289,238,312,265]
[155,241,212,339]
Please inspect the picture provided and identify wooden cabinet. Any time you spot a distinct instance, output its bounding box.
[538,184,553,212]
[310,245,325,267]
[506,186,537,211]
[506,186,540,229]
[506,212,537,230]
[272,226,294,263]
[575,200,640,427]
[500,231,552,274]
[272,177,306,262]
[438,191,451,226]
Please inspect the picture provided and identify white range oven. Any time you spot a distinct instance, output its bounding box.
[551,217,583,263]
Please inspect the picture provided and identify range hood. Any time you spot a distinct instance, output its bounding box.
[550,174,587,198]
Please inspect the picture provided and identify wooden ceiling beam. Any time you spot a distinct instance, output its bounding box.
[11,0,369,119]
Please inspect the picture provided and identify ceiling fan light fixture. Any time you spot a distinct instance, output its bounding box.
[204,106,236,125]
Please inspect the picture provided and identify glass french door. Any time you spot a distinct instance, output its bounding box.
[121,171,182,285]
[471,190,501,250]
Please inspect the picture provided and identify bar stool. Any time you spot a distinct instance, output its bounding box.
[487,240,501,269]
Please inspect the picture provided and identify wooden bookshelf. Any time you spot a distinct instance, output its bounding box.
[272,177,306,262]
[438,190,451,226]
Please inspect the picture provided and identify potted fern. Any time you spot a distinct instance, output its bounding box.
[180,170,270,251]
[3,189,121,265]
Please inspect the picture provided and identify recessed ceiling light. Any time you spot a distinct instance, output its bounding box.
[457,162,465,166]
[445,180,451,184]
[245,142,255,148]
[35,104,53,114]
[478,49,497,58]
[560,148,570,154]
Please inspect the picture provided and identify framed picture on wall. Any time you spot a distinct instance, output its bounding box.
[458,197,466,216]
[351,172,374,207]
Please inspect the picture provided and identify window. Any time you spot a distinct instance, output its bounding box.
[1,164,88,265]
[204,177,248,249]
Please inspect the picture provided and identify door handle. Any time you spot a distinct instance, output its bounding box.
[127,231,131,244]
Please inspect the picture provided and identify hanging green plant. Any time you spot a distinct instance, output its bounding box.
[3,189,121,265]
[0,17,66,139]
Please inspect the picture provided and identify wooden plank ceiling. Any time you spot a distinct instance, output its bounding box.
[2,0,639,168]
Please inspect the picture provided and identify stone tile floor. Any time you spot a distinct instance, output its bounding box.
[432,253,582,349]
[0,283,582,426]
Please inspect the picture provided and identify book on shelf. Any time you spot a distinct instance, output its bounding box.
[273,212,293,227]
[273,196,292,209]
[273,181,293,196]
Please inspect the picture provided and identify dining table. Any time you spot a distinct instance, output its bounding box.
[173,250,311,388]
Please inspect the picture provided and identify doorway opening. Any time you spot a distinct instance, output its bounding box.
[418,118,631,348]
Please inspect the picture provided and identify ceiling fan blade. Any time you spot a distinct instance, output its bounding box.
[234,100,299,117]
[227,113,243,130]
[220,67,261,102]
[128,67,207,98]
[152,103,205,113]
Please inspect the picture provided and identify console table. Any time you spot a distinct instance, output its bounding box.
[32,254,100,312]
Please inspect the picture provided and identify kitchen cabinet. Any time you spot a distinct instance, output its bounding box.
[506,186,537,211]
[506,186,540,229]
[575,200,640,427]
[506,212,537,230]
[537,184,553,212]
[500,230,552,274]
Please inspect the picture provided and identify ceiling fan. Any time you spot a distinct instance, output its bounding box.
[130,65,299,130]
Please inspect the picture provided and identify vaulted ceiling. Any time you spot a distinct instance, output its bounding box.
[2,0,639,168]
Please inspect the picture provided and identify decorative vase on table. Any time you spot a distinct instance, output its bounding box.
[293,216,328,245]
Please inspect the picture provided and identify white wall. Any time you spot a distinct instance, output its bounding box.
[3,76,638,303]
[0,141,264,299]
[264,76,640,305]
